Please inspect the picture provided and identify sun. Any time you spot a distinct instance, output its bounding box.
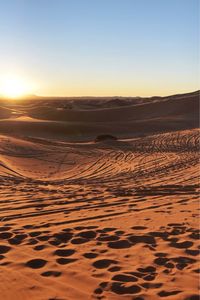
[0,75,33,99]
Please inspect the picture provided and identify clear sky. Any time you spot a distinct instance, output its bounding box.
[0,0,199,97]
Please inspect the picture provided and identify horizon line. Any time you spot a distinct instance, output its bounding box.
[0,89,199,100]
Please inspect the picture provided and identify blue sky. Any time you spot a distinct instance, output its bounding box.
[0,0,199,96]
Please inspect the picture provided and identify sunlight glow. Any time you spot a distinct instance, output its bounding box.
[0,75,33,99]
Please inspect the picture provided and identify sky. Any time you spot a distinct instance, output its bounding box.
[0,0,199,97]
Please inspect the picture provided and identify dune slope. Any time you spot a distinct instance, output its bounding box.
[0,128,199,300]
[0,91,198,140]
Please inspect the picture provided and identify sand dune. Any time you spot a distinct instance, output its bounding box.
[0,91,198,140]
[0,91,199,299]
[26,91,198,123]
[0,106,12,119]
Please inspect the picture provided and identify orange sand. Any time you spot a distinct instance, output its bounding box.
[0,91,199,300]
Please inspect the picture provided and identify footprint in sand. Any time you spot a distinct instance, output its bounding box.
[0,232,13,239]
[33,245,46,251]
[26,258,47,269]
[8,234,27,245]
[0,245,11,254]
[56,258,77,265]
[111,282,141,295]
[158,290,182,297]
[97,234,119,242]
[108,266,121,272]
[93,259,118,269]
[71,237,89,244]
[53,249,75,257]
[112,274,138,282]
[83,252,98,259]
[41,270,61,277]
[184,295,200,300]
[77,230,97,239]
[108,239,131,249]
[0,226,12,232]
[185,249,199,256]
[131,226,148,230]
[53,231,73,243]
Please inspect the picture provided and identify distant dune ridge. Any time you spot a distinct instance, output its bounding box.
[0,90,199,140]
[0,90,199,300]
[0,106,12,119]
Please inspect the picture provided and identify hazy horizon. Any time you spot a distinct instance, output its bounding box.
[0,89,199,101]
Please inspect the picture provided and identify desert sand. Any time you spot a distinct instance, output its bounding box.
[0,91,199,300]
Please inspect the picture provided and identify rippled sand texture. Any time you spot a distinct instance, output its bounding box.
[0,128,199,300]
